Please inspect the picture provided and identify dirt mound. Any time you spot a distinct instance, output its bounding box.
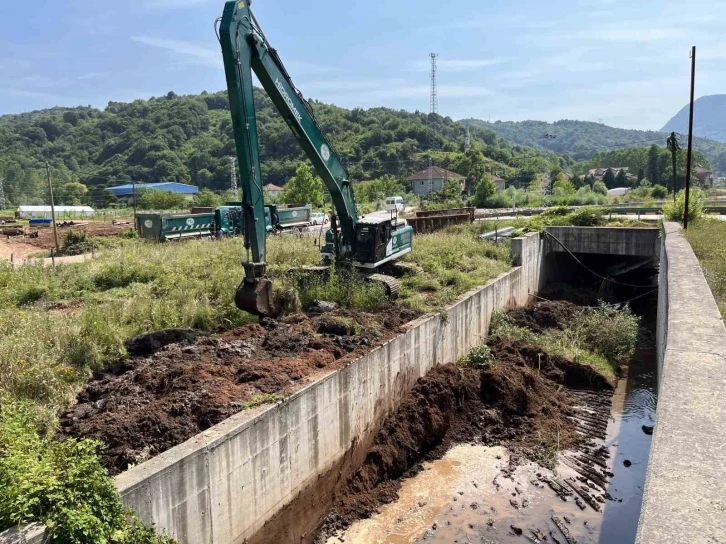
[506,300,578,333]
[487,336,614,390]
[317,360,580,538]
[60,306,416,475]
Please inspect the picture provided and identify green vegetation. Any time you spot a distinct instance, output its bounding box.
[279,164,324,207]
[581,144,710,189]
[458,344,493,369]
[489,303,640,381]
[685,219,726,319]
[400,232,511,312]
[0,395,174,542]
[0,92,555,207]
[465,118,726,166]
[664,188,706,223]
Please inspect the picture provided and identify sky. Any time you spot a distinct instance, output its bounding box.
[1,0,726,130]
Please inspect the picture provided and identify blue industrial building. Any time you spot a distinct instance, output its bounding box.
[108,182,199,204]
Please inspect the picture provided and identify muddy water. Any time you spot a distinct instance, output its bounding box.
[328,348,657,544]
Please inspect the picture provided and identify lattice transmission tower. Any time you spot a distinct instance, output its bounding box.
[228,156,238,197]
[427,52,439,197]
[0,178,5,210]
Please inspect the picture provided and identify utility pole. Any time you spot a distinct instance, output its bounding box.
[666,132,680,201]
[132,181,137,218]
[684,46,696,230]
[45,163,59,252]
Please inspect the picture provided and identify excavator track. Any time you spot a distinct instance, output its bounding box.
[366,273,400,299]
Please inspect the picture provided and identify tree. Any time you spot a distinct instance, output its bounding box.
[137,190,188,210]
[614,169,628,187]
[193,188,223,207]
[602,168,616,188]
[647,145,661,186]
[279,164,324,207]
[552,177,576,195]
[57,182,89,205]
[592,181,608,196]
[430,178,464,203]
[472,174,497,207]
[637,168,645,183]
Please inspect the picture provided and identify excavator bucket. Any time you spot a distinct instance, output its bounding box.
[234,278,277,317]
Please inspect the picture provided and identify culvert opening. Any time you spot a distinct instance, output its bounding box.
[308,256,658,544]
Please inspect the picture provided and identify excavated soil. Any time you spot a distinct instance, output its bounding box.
[315,301,613,540]
[59,306,418,475]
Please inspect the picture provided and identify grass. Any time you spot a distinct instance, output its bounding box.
[400,231,512,312]
[685,219,726,319]
[0,229,511,418]
[487,304,641,383]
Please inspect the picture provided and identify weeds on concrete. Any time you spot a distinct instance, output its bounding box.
[685,219,726,319]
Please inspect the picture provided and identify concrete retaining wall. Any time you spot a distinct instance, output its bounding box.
[114,232,544,544]
[545,226,660,258]
[636,222,726,543]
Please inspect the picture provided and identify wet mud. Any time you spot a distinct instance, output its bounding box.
[316,300,657,544]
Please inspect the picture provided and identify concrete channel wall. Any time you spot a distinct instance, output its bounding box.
[637,222,726,543]
[111,232,545,544]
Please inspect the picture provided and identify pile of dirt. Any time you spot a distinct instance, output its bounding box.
[506,300,578,333]
[59,306,418,475]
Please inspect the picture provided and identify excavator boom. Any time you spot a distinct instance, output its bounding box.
[218,0,358,316]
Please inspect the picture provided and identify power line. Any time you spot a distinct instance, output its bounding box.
[543,230,655,288]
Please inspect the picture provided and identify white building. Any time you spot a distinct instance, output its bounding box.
[16,205,96,219]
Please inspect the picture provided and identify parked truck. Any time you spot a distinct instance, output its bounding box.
[136,204,312,241]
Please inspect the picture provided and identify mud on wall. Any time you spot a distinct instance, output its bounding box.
[114,232,545,544]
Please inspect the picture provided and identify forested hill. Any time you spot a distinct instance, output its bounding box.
[661,95,726,144]
[463,118,726,170]
[0,90,556,206]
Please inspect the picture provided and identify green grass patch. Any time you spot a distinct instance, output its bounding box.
[488,303,640,382]
[685,219,726,319]
[400,232,511,312]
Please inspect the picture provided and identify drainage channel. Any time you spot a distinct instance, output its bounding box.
[318,292,657,544]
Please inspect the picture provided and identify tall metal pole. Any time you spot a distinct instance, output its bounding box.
[684,46,696,229]
[45,163,59,252]
[133,181,137,218]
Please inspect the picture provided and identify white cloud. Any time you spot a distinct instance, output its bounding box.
[131,36,220,67]
[77,72,110,81]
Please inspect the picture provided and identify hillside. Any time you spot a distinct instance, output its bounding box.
[0,91,556,206]
[463,118,726,171]
[661,94,726,144]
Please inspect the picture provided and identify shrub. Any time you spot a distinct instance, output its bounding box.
[458,344,493,368]
[592,181,608,196]
[572,304,640,360]
[0,395,175,543]
[651,184,668,199]
[567,207,606,226]
[58,231,94,256]
[664,188,705,223]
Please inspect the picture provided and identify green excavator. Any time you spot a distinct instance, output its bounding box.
[218,0,414,317]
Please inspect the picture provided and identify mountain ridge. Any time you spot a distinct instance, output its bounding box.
[660,94,726,143]
[462,118,726,171]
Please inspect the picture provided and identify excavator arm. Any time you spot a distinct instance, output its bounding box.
[219,0,358,315]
